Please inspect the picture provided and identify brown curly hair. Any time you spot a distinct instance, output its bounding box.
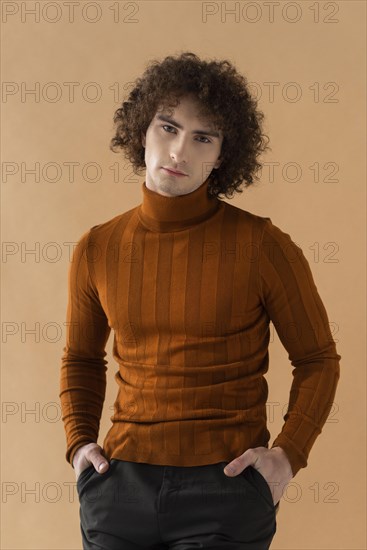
[109,51,271,200]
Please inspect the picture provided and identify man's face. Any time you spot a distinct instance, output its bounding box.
[141,95,224,197]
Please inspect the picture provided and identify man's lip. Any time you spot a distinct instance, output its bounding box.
[162,167,188,176]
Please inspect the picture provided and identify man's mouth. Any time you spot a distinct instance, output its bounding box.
[162,167,188,177]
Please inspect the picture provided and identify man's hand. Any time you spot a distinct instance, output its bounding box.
[223,446,294,506]
[73,443,110,481]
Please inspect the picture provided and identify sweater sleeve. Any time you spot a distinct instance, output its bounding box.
[258,218,341,477]
[59,228,111,468]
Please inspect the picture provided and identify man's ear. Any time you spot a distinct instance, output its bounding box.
[141,132,146,148]
[214,156,222,170]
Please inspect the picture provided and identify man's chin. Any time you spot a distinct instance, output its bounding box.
[151,176,187,197]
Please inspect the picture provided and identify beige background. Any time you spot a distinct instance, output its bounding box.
[2,1,366,548]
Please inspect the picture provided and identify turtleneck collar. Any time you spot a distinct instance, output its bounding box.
[137,178,221,233]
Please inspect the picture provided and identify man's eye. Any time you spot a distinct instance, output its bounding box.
[161,125,211,144]
[162,125,176,133]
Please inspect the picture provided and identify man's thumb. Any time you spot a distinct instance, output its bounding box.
[96,456,109,473]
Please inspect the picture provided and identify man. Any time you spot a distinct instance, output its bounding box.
[59,52,341,549]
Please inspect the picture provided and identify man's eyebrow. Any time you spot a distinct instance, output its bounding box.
[155,114,221,138]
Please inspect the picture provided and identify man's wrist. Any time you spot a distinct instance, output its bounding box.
[71,442,94,468]
[270,446,293,477]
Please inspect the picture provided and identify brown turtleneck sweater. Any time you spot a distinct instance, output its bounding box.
[59,179,341,477]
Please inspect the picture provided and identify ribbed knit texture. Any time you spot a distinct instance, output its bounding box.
[59,178,341,477]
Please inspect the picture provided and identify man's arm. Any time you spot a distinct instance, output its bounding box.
[258,218,341,478]
[59,228,111,468]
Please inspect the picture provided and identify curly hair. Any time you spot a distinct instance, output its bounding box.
[109,51,271,200]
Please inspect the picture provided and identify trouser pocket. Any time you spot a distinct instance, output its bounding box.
[77,465,94,484]
[242,466,276,510]
[76,464,96,497]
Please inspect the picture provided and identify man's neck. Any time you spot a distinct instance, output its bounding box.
[137,179,221,233]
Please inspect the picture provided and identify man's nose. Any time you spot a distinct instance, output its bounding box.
[169,137,188,163]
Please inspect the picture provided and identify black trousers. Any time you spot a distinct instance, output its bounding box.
[77,458,279,549]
